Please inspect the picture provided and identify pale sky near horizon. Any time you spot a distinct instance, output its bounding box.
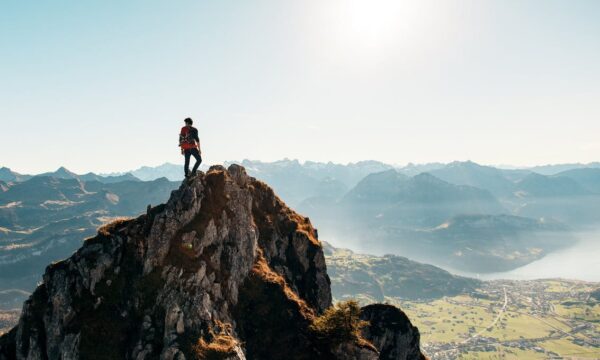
[1,0,599,174]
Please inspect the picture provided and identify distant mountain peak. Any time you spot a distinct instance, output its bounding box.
[0,167,30,183]
[411,172,451,186]
[449,160,477,166]
[54,166,76,175]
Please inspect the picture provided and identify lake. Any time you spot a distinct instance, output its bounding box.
[447,231,600,282]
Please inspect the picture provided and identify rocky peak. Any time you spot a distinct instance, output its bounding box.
[0,164,425,360]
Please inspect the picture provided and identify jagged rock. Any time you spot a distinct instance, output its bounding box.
[0,165,425,360]
[360,304,426,360]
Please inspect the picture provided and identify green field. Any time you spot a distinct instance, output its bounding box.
[391,279,600,359]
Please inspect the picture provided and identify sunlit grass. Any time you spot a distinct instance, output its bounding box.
[539,339,600,358]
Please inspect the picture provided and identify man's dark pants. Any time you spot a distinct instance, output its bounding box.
[184,148,202,176]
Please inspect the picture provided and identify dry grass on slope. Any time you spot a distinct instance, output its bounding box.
[193,322,239,360]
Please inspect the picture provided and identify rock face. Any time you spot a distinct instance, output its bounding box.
[360,305,425,360]
[0,165,425,360]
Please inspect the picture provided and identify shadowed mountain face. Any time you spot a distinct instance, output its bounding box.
[0,165,425,360]
[339,170,504,228]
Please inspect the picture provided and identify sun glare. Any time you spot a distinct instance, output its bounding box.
[323,0,431,57]
[345,0,413,47]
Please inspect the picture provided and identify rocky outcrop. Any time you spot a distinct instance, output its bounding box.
[360,304,425,360]
[0,164,424,360]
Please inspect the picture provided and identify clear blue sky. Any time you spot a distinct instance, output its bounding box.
[1,0,599,174]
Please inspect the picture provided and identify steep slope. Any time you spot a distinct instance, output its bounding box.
[0,165,424,360]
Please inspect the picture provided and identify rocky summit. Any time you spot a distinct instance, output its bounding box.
[0,164,425,360]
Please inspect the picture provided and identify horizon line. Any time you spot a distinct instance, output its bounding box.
[2,158,600,177]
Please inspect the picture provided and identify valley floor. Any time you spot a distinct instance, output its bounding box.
[395,279,600,359]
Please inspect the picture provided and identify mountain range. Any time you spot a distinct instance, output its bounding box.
[298,166,579,272]
[0,165,484,314]
[0,165,426,360]
[0,166,140,184]
[1,160,599,359]
[0,173,179,295]
[1,159,599,287]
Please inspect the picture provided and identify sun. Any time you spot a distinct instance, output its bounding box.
[340,0,425,47]
[314,0,435,63]
[345,0,412,47]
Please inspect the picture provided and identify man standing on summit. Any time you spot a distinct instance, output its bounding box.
[179,117,202,177]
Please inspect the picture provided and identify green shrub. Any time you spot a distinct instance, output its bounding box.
[310,300,369,345]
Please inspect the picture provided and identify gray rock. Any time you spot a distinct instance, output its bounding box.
[360,304,426,360]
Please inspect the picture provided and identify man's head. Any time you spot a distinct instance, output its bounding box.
[184,117,193,126]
